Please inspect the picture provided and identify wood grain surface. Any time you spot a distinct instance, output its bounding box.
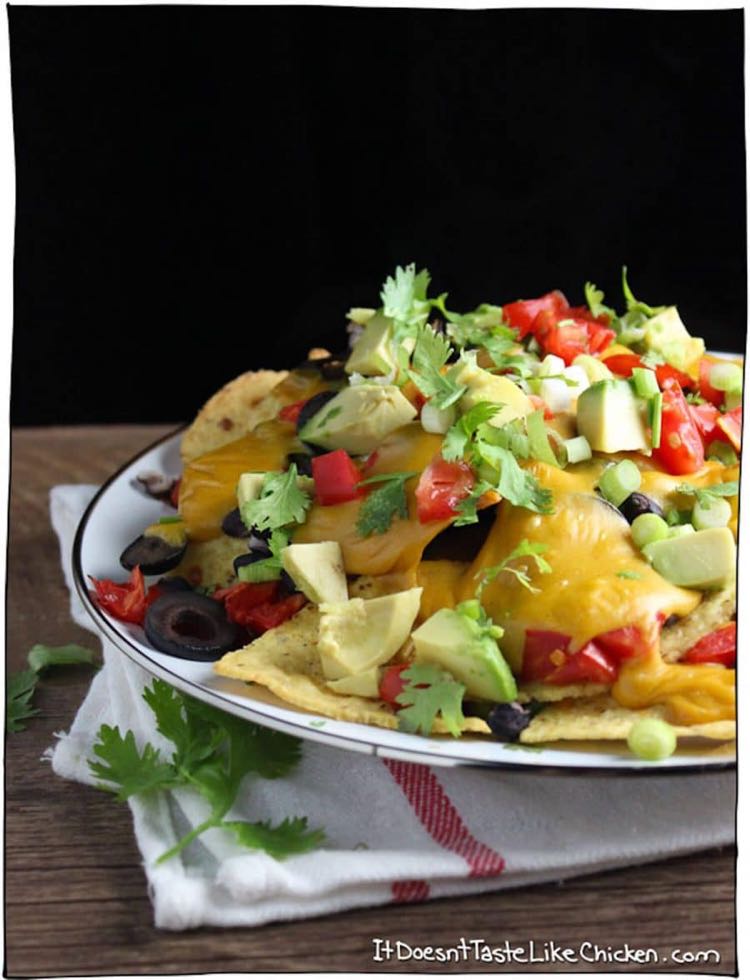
[5,426,737,976]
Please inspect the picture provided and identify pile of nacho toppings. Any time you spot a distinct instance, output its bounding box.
[93,265,740,754]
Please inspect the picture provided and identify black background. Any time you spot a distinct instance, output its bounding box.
[9,6,746,425]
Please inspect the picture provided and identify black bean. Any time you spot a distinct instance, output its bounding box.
[618,492,665,524]
[486,701,534,742]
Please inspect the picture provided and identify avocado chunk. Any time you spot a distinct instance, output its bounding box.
[642,306,704,375]
[643,526,736,590]
[573,353,614,384]
[455,358,533,428]
[318,588,422,680]
[576,378,650,453]
[326,667,381,698]
[281,541,348,604]
[411,607,518,702]
[344,312,397,376]
[298,384,417,454]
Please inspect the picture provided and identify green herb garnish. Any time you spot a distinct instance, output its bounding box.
[356,471,417,536]
[675,481,739,510]
[240,464,311,533]
[395,663,466,737]
[407,323,466,409]
[7,644,97,733]
[475,539,551,596]
[89,679,325,863]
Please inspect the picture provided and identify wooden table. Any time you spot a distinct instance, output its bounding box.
[6,426,737,976]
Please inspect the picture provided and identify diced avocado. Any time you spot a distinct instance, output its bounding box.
[281,541,348,604]
[573,354,614,384]
[344,312,397,376]
[298,384,417,454]
[455,358,533,428]
[346,307,376,326]
[318,588,422,680]
[411,607,517,702]
[642,306,705,375]
[644,526,736,590]
[576,379,650,453]
[326,667,381,698]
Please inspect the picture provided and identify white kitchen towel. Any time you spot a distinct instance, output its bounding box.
[48,484,736,931]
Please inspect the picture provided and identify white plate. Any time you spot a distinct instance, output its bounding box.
[73,429,737,773]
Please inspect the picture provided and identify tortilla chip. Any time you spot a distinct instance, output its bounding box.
[214,605,490,734]
[170,535,249,590]
[660,584,736,663]
[181,369,288,462]
[520,695,736,743]
[518,682,609,703]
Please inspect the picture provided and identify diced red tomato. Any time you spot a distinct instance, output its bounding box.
[688,402,721,440]
[214,580,306,632]
[415,456,475,523]
[652,378,705,475]
[243,593,307,633]
[602,353,694,390]
[169,478,181,509]
[682,623,736,668]
[378,664,410,705]
[531,310,616,365]
[278,399,307,424]
[503,290,569,339]
[521,625,649,685]
[312,449,364,506]
[698,358,726,407]
[715,405,742,451]
[89,566,162,625]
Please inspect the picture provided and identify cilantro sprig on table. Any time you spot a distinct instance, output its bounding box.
[239,464,312,534]
[7,644,97,733]
[89,679,325,864]
[356,471,418,536]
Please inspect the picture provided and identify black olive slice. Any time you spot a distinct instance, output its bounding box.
[221,507,252,538]
[233,551,270,576]
[296,390,338,434]
[618,491,665,524]
[486,701,534,742]
[144,592,239,661]
[120,534,187,575]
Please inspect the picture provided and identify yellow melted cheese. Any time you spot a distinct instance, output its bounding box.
[178,404,737,725]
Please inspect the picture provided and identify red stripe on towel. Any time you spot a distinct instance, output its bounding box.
[383,758,505,878]
[391,879,430,903]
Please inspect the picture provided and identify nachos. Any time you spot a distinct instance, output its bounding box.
[93,266,741,753]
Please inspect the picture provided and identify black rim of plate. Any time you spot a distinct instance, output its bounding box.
[71,427,737,776]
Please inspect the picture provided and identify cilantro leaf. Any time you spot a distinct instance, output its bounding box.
[452,480,493,527]
[89,726,177,800]
[584,281,616,321]
[225,816,326,859]
[89,680,322,864]
[356,471,417,536]
[381,264,433,347]
[476,539,552,596]
[407,324,466,409]
[617,570,642,580]
[475,444,554,515]
[6,668,41,733]
[443,304,520,367]
[395,663,466,737]
[621,266,664,318]
[26,643,96,673]
[675,481,739,509]
[240,464,311,533]
[442,402,500,461]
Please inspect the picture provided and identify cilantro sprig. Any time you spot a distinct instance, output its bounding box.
[356,471,418,536]
[7,643,97,733]
[675,481,739,509]
[240,464,312,534]
[584,281,616,322]
[395,663,466,737]
[89,679,325,864]
[381,264,433,348]
[407,323,466,409]
[475,539,552,597]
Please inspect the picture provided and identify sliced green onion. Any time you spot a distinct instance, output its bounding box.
[598,459,642,507]
[707,440,738,466]
[667,523,696,539]
[526,410,559,467]
[665,507,692,527]
[709,361,743,394]
[627,718,677,761]
[647,392,662,449]
[692,496,732,531]
[238,561,280,584]
[563,435,593,465]
[158,515,183,524]
[631,513,669,550]
[632,367,659,399]
[421,400,457,435]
